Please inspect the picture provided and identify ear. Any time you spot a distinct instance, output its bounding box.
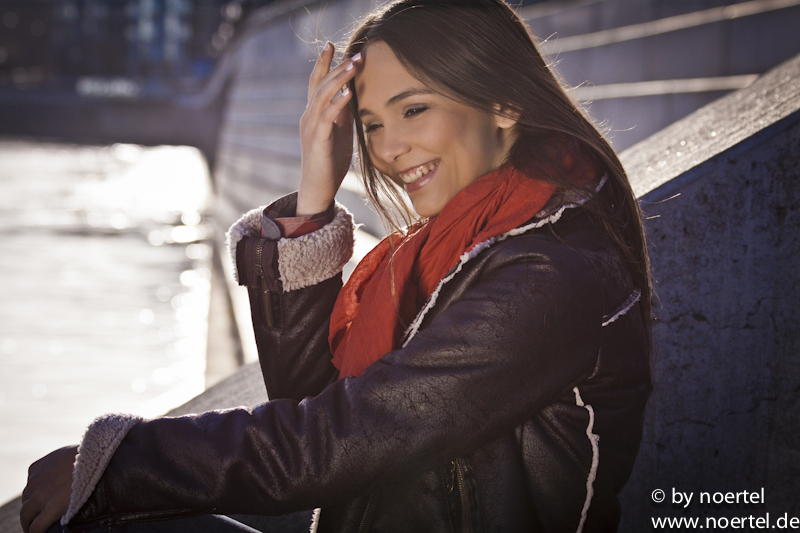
[493,103,520,130]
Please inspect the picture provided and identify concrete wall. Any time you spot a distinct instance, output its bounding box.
[525,0,800,150]
[616,52,800,529]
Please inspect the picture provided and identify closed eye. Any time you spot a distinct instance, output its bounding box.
[404,106,427,118]
[364,106,427,134]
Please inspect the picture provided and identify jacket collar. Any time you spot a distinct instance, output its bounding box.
[401,176,607,347]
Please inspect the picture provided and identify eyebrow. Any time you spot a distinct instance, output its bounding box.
[358,87,436,119]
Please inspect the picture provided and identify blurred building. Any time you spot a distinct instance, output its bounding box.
[0,0,254,95]
[0,0,271,162]
[1,0,798,169]
[0,0,549,98]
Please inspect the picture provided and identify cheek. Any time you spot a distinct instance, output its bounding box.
[366,138,388,173]
[365,141,402,188]
[430,112,486,161]
[417,116,453,153]
[428,117,481,187]
[365,135,378,161]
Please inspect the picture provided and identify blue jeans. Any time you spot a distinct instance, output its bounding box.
[46,512,312,532]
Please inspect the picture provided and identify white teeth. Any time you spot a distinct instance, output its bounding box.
[400,161,439,184]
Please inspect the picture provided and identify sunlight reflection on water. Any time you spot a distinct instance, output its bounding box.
[0,141,215,502]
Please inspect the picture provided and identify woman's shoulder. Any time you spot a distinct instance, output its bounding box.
[485,174,612,247]
[484,197,611,260]
[478,201,638,310]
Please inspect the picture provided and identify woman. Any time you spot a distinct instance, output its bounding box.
[22,0,651,531]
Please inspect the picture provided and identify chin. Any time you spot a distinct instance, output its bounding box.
[411,203,442,218]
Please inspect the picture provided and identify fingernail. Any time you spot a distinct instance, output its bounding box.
[351,52,362,62]
[345,62,354,72]
[342,87,350,96]
[324,42,332,51]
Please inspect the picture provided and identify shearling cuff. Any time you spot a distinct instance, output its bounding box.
[277,205,354,291]
[226,206,264,284]
[62,413,143,525]
[226,202,355,291]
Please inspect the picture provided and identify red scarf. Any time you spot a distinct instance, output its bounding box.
[327,158,571,379]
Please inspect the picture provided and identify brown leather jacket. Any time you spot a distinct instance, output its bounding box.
[67,189,650,533]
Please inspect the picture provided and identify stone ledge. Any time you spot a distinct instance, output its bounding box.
[621,52,800,199]
[0,363,269,533]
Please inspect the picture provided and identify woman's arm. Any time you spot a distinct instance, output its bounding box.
[228,193,354,401]
[225,42,362,400]
[63,234,605,527]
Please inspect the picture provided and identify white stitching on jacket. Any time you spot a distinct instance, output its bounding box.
[309,508,321,533]
[602,289,641,327]
[573,386,600,533]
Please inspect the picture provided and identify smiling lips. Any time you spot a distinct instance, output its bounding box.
[399,160,439,185]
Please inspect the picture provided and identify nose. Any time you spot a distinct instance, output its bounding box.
[375,126,411,164]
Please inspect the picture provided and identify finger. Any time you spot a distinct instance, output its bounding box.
[333,88,355,130]
[29,495,66,533]
[19,497,38,533]
[28,457,42,475]
[315,87,354,141]
[29,512,57,533]
[306,53,361,118]
[308,42,334,102]
[308,52,360,110]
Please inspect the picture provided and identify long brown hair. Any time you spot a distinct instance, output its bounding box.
[342,0,652,335]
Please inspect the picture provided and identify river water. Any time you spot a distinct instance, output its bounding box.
[0,141,214,504]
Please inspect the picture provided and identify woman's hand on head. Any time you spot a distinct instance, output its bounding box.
[20,445,78,533]
[298,42,361,215]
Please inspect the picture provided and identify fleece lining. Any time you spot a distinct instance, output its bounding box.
[226,202,355,291]
[62,413,143,525]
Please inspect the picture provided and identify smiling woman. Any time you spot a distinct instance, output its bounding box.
[355,42,517,217]
[22,1,652,533]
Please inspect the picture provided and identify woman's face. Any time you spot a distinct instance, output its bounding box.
[354,42,517,217]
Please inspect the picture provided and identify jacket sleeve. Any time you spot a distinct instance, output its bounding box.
[227,193,354,401]
[62,195,355,528]
[63,235,604,529]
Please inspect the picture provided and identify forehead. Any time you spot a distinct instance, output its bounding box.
[354,42,425,113]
